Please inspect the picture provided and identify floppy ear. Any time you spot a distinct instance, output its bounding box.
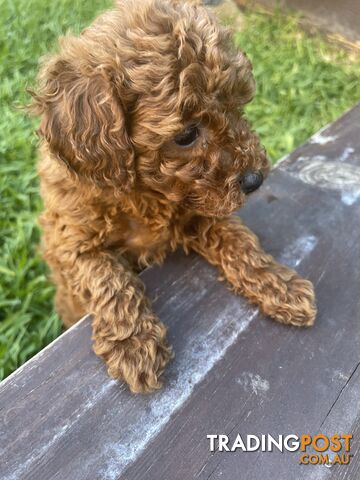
[31,54,135,189]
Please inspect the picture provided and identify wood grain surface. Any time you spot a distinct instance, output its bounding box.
[0,103,359,480]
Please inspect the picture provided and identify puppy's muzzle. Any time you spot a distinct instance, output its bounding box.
[239,171,263,194]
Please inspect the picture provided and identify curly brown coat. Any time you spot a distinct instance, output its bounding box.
[30,0,316,393]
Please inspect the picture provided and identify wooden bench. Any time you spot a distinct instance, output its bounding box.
[1,104,359,480]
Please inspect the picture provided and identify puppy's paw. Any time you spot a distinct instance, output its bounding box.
[269,276,317,327]
[94,320,173,394]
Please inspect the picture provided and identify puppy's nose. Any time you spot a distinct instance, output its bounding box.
[239,171,263,194]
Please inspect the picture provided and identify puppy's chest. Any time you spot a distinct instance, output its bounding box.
[126,217,170,250]
[103,212,172,259]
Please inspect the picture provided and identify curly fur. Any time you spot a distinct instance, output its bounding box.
[31,0,316,393]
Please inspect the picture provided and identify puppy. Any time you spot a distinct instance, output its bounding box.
[31,0,316,393]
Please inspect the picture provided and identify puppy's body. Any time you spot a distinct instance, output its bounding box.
[33,0,316,393]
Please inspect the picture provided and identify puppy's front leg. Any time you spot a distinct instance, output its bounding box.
[184,216,316,326]
[74,251,172,393]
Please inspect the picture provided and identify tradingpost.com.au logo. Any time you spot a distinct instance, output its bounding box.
[207,434,353,465]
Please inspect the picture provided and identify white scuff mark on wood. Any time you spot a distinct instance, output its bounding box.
[236,372,270,395]
[283,156,360,205]
[309,131,337,145]
[278,235,318,269]
[341,190,360,206]
[332,370,350,383]
[338,146,355,162]
[101,301,258,480]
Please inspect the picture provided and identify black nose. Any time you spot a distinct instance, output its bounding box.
[239,171,263,194]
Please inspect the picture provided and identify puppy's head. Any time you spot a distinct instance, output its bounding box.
[32,0,269,216]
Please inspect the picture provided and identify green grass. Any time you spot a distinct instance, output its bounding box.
[0,1,359,379]
[0,0,113,379]
[235,10,360,160]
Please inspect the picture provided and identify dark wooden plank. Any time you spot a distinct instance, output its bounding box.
[0,103,359,480]
[309,363,360,480]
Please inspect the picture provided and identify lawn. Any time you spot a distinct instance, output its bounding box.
[0,0,359,379]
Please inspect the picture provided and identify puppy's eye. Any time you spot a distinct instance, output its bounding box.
[174,125,199,147]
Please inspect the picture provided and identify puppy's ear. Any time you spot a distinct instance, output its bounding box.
[31,53,135,190]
